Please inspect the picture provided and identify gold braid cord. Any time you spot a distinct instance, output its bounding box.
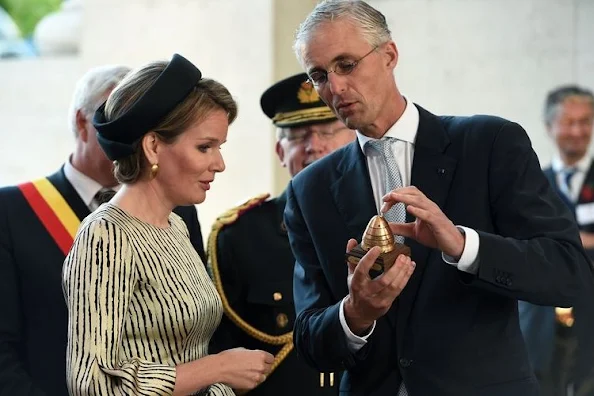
[208,193,294,374]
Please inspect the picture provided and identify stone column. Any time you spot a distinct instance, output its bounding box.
[271,0,318,195]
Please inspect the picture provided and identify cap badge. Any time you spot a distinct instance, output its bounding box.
[297,81,319,104]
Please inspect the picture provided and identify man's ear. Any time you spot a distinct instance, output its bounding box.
[75,110,88,141]
[384,41,399,70]
[276,141,286,167]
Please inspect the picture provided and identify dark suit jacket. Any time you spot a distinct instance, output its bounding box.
[0,167,205,396]
[209,192,339,395]
[285,105,592,396]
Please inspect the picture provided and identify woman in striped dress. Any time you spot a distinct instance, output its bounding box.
[62,54,273,396]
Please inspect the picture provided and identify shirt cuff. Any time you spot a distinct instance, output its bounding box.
[442,226,480,274]
[339,297,376,352]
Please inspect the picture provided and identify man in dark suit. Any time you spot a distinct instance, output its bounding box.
[285,1,593,395]
[0,65,206,396]
[208,73,355,395]
[519,85,594,396]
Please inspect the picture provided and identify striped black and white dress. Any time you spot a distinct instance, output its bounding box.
[62,204,234,396]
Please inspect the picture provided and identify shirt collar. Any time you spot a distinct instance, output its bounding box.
[357,97,420,152]
[63,158,106,207]
[551,154,591,174]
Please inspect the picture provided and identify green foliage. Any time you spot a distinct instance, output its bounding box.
[0,0,62,37]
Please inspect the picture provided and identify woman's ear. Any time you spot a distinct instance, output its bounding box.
[141,132,159,165]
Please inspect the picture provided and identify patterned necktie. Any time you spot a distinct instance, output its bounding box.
[368,138,409,395]
[93,188,116,207]
[562,167,577,202]
[367,138,406,244]
[397,384,409,396]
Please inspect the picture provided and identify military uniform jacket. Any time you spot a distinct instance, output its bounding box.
[209,192,339,396]
[0,167,205,396]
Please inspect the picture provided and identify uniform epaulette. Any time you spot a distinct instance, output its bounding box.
[207,192,293,374]
[210,193,271,231]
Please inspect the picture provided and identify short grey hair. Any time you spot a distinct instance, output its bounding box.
[276,127,289,141]
[68,64,131,136]
[293,0,392,64]
[544,85,594,126]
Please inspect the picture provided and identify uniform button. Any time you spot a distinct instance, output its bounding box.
[276,313,289,328]
[273,292,283,301]
[399,358,411,368]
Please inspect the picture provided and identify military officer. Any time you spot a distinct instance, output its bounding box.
[208,73,355,395]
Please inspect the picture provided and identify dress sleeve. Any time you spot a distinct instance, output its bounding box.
[63,219,177,396]
[205,383,235,395]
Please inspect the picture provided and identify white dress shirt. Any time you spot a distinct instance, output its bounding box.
[63,159,116,211]
[551,154,591,203]
[339,99,480,350]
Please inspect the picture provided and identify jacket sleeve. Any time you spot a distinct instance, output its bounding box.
[467,121,593,306]
[0,198,48,396]
[285,181,385,373]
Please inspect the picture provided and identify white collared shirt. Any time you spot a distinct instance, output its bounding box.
[339,98,480,349]
[551,154,591,203]
[63,159,118,211]
[357,98,418,209]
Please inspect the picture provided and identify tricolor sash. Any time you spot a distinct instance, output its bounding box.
[18,178,81,255]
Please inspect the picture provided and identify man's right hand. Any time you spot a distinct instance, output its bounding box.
[344,239,416,335]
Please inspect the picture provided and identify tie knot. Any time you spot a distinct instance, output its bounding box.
[367,138,393,155]
[563,167,578,186]
[94,188,116,205]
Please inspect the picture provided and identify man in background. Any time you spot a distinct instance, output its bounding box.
[519,85,594,396]
[208,73,355,395]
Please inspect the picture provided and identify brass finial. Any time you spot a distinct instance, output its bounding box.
[360,215,395,254]
[345,214,410,278]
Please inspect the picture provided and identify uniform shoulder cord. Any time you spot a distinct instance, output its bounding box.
[207,193,293,374]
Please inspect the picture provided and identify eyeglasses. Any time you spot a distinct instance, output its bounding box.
[307,46,378,86]
[285,127,350,143]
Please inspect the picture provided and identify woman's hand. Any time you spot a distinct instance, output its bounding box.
[215,347,274,390]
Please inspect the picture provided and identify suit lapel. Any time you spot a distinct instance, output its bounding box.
[330,142,377,239]
[543,167,574,210]
[276,190,289,236]
[330,110,457,342]
[577,160,594,205]
[47,166,91,224]
[542,167,556,188]
[395,105,457,351]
